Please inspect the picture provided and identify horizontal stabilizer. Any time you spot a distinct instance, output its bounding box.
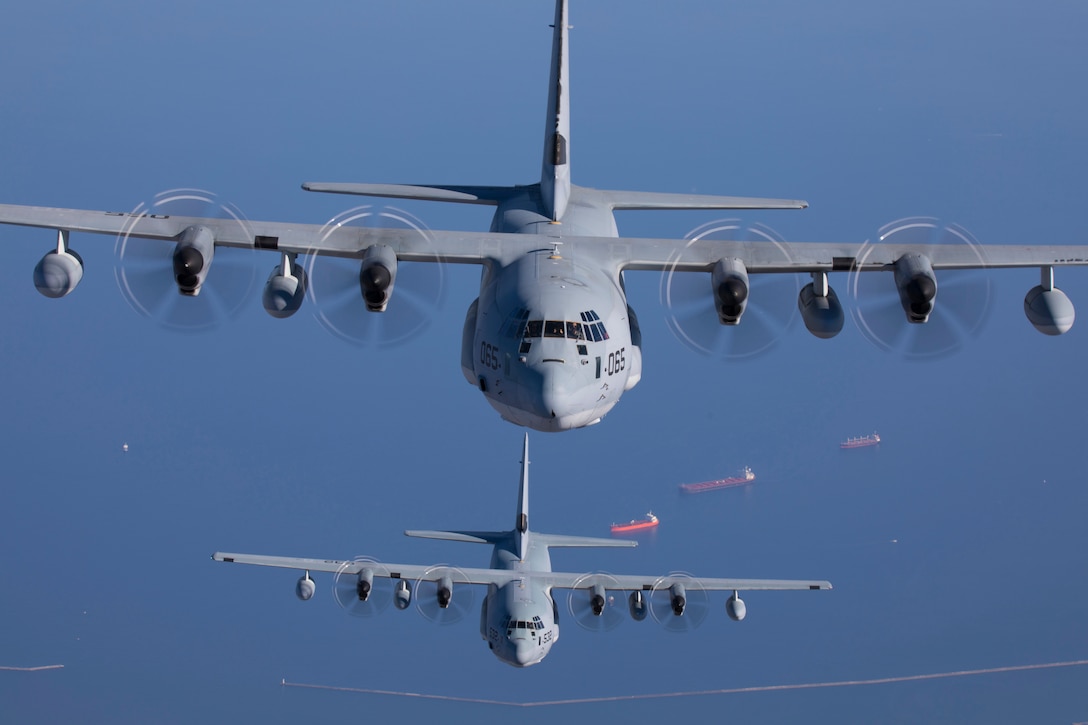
[301,182,523,206]
[591,187,807,210]
[404,529,507,544]
[534,533,637,549]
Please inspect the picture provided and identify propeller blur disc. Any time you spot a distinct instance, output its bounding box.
[414,565,475,625]
[848,218,992,359]
[113,189,257,331]
[332,557,392,618]
[566,572,625,632]
[661,220,801,359]
[305,205,445,347]
[648,572,708,633]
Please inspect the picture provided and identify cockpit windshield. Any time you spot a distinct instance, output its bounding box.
[501,308,608,342]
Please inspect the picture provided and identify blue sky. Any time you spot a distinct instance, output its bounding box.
[1,1,1087,722]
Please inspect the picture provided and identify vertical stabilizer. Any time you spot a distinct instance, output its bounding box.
[540,0,571,222]
[516,433,530,559]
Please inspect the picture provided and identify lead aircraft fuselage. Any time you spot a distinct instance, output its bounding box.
[461,190,639,431]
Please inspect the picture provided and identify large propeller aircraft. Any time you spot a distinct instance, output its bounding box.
[2,0,1087,431]
[214,435,830,668]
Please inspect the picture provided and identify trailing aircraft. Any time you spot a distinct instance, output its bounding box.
[1,0,1086,430]
[213,435,830,667]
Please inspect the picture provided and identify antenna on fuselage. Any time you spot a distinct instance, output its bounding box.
[548,241,563,260]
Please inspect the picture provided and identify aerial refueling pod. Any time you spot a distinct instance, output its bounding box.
[33,230,83,298]
[172,225,216,296]
[726,591,747,621]
[393,579,412,610]
[1025,266,1075,335]
[628,590,648,621]
[359,244,397,312]
[295,572,316,601]
[711,258,749,325]
[797,271,844,339]
[262,252,308,318]
[894,253,937,323]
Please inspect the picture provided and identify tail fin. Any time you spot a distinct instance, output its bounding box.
[540,0,571,222]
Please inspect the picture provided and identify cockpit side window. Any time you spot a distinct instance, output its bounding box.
[501,308,531,338]
[525,320,543,338]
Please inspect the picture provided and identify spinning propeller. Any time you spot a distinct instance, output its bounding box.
[113,189,257,331]
[849,218,993,359]
[661,220,802,359]
[415,565,475,625]
[566,572,626,632]
[332,557,393,618]
[649,572,709,633]
[304,205,445,347]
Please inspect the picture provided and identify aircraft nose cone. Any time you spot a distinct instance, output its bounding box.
[539,374,571,421]
[513,640,537,667]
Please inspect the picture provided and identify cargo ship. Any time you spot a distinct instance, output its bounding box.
[610,512,658,534]
[841,433,880,449]
[678,466,755,494]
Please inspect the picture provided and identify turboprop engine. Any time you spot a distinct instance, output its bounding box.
[172,225,216,296]
[359,244,397,312]
[668,583,687,616]
[262,253,307,318]
[711,258,749,325]
[435,575,454,609]
[894,253,937,323]
[33,230,83,298]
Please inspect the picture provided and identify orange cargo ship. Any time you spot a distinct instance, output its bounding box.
[610,512,658,534]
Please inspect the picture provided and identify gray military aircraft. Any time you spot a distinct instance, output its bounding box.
[213,435,830,667]
[1,0,1087,431]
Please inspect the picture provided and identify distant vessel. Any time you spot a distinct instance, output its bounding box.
[610,512,659,534]
[679,466,755,494]
[841,433,880,449]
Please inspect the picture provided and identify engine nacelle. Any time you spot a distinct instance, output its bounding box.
[894,253,937,323]
[797,273,844,339]
[173,225,216,296]
[627,590,648,622]
[726,592,747,621]
[356,568,375,601]
[711,258,749,325]
[359,244,397,312]
[295,573,315,601]
[436,575,454,609]
[262,254,307,319]
[668,583,687,616]
[1025,283,1075,336]
[34,248,84,298]
[589,583,607,616]
[393,579,412,610]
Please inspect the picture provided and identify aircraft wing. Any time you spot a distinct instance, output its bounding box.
[3,201,1088,272]
[2,201,1088,277]
[616,237,1088,273]
[213,551,521,587]
[543,570,831,592]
